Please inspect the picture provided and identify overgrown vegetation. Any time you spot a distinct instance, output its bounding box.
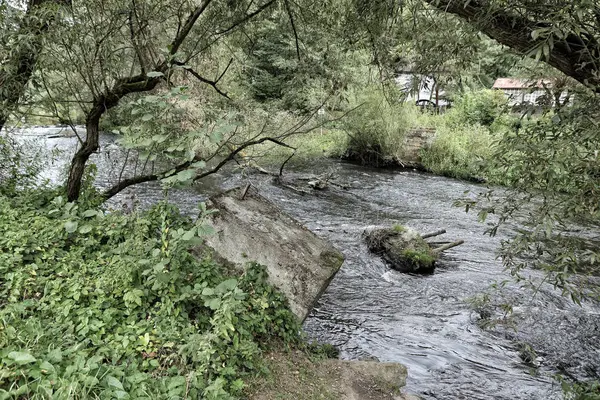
[0,189,301,399]
[3,0,600,397]
[420,89,512,182]
[338,87,415,167]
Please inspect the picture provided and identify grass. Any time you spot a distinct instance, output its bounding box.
[245,348,408,400]
[393,224,407,233]
[248,128,347,167]
[420,122,497,181]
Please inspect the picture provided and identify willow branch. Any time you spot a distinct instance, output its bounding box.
[102,137,294,200]
[173,61,230,98]
[215,0,276,35]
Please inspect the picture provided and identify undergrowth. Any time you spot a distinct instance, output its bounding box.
[0,189,300,399]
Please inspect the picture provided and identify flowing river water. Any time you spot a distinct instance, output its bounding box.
[7,126,600,399]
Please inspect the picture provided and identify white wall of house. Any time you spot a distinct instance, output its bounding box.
[395,74,451,107]
[499,88,571,106]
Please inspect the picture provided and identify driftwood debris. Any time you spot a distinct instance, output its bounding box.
[364,225,464,274]
[421,229,446,239]
[432,240,465,254]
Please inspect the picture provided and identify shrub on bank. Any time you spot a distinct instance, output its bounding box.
[420,89,521,183]
[0,191,300,399]
[420,123,495,181]
[446,89,507,127]
[339,88,413,166]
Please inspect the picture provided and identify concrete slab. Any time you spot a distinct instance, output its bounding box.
[204,185,344,322]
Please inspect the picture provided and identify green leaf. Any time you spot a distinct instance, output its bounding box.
[542,44,550,59]
[185,150,196,162]
[181,229,196,241]
[46,349,62,362]
[197,224,216,236]
[64,221,78,233]
[206,298,220,310]
[124,289,143,307]
[147,71,164,78]
[216,278,237,292]
[176,169,196,182]
[151,135,166,143]
[209,130,223,144]
[141,114,153,122]
[39,361,55,373]
[167,376,186,390]
[106,376,124,390]
[79,225,93,234]
[8,351,37,365]
[82,210,98,218]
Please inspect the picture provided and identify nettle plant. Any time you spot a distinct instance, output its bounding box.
[0,190,300,399]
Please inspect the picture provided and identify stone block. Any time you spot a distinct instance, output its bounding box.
[204,186,344,322]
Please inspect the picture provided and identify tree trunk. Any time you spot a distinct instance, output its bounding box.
[65,78,161,202]
[425,0,600,91]
[66,108,101,201]
[0,0,69,132]
[0,115,7,134]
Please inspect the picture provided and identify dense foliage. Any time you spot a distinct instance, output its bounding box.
[476,90,600,303]
[0,190,300,399]
[420,89,514,181]
[339,87,414,166]
[3,0,600,397]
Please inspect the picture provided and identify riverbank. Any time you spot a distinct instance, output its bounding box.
[247,350,415,400]
[257,90,520,186]
[0,188,303,398]
[260,124,500,184]
[0,186,415,399]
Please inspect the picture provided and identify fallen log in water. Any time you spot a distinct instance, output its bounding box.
[364,225,464,274]
[421,229,447,239]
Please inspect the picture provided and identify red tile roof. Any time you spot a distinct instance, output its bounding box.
[492,78,550,89]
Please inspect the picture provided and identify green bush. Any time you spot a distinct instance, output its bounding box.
[447,89,507,127]
[561,379,600,400]
[419,89,522,182]
[420,123,496,181]
[0,191,300,399]
[340,88,412,166]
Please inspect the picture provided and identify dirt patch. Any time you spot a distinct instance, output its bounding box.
[246,351,418,400]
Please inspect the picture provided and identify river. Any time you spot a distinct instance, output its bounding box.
[7,126,600,399]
